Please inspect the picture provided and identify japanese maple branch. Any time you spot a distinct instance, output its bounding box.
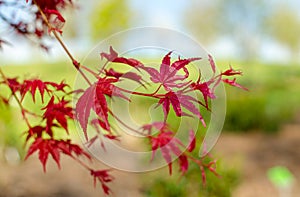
[0,68,31,128]
[69,155,92,171]
[32,0,92,86]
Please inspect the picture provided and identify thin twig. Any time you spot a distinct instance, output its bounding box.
[32,0,92,86]
[108,109,148,137]
[0,68,31,128]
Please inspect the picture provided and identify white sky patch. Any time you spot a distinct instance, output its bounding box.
[207,37,237,60]
[150,11,176,28]
[259,40,292,64]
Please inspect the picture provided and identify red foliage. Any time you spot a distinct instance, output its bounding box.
[42,96,74,132]
[221,65,243,76]
[158,91,181,120]
[208,54,216,73]
[149,126,182,175]
[223,78,249,90]
[0,45,246,194]
[21,79,50,102]
[0,1,247,195]
[144,122,220,181]
[191,80,216,109]
[105,68,145,87]
[187,130,196,152]
[91,169,114,195]
[25,138,91,172]
[142,52,201,91]
[100,46,144,69]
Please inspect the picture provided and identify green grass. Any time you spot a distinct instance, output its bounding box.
[1,61,77,84]
[142,159,240,197]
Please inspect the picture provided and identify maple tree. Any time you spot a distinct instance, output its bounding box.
[0,0,247,195]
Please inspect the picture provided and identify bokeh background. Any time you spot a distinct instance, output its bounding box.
[1,0,300,196]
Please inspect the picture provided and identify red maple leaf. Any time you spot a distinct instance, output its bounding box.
[191,79,216,109]
[187,129,196,152]
[25,138,61,172]
[100,46,144,69]
[95,77,129,100]
[14,79,68,103]
[45,80,69,92]
[178,154,189,175]
[44,9,65,23]
[223,78,248,91]
[42,96,74,132]
[178,94,206,127]
[75,85,95,137]
[76,77,130,140]
[20,79,51,102]
[25,138,91,172]
[25,125,47,142]
[221,65,243,76]
[143,52,201,90]
[105,68,146,87]
[171,56,201,78]
[76,85,106,140]
[1,77,21,93]
[157,91,206,126]
[57,139,91,159]
[29,0,72,10]
[90,169,114,195]
[148,123,184,175]
[157,91,181,121]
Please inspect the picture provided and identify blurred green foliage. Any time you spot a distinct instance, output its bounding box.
[0,103,25,158]
[143,160,240,197]
[90,0,131,41]
[223,61,300,132]
[265,3,300,56]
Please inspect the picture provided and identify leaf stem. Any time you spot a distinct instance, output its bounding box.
[99,60,109,76]
[70,155,92,171]
[81,65,99,78]
[118,85,164,99]
[108,109,148,137]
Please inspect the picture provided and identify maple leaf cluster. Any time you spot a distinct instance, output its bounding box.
[0,76,113,195]
[0,1,247,195]
[0,44,246,195]
[0,46,246,195]
[143,123,219,184]
[74,46,246,185]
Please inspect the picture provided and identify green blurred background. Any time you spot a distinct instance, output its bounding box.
[0,0,300,196]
